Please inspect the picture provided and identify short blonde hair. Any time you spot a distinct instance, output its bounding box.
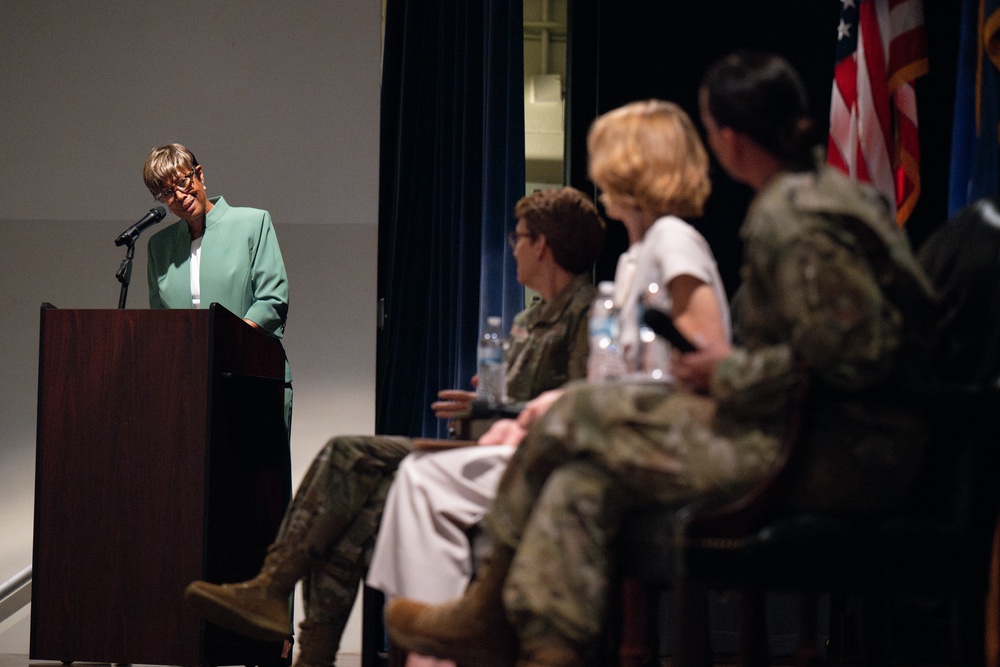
[587,100,710,219]
[142,143,199,197]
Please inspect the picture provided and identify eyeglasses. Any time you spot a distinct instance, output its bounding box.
[507,229,537,250]
[155,170,197,203]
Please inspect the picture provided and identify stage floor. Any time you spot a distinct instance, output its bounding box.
[0,655,361,667]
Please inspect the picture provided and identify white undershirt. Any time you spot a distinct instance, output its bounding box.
[190,237,203,308]
[615,215,732,368]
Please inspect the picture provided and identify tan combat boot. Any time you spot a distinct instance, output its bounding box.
[385,547,518,667]
[185,543,307,642]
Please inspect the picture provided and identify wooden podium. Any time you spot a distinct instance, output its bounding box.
[31,304,292,667]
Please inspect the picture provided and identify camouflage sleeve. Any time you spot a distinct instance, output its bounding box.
[565,304,591,381]
[713,221,903,413]
[711,344,801,416]
[775,226,902,390]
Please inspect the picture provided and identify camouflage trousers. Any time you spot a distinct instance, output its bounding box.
[274,434,412,629]
[485,380,782,648]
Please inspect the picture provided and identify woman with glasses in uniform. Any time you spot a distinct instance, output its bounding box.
[142,142,292,432]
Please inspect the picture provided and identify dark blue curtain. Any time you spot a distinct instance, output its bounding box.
[948,0,1000,215]
[376,0,525,439]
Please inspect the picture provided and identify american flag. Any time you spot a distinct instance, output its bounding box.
[827,0,929,226]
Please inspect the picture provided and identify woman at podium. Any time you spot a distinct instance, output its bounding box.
[141,142,292,433]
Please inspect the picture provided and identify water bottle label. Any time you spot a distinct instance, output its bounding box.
[477,362,506,404]
[589,315,618,339]
[478,346,504,365]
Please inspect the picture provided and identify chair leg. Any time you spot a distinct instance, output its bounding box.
[957,594,983,667]
[988,522,1000,667]
[795,591,823,667]
[738,589,768,667]
[361,585,390,667]
[618,577,658,667]
[671,583,712,667]
[859,591,891,667]
[387,642,408,667]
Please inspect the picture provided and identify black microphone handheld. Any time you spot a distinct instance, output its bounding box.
[642,308,697,353]
[114,206,166,247]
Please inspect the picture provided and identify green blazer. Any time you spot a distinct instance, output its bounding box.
[146,195,289,337]
[147,196,293,432]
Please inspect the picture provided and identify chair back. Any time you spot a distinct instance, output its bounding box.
[918,198,1000,385]
[906,200,1000,572]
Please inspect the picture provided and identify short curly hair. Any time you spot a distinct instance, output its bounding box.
[514,187,606,274]
[142,143,200,197]
[587,100,711,219]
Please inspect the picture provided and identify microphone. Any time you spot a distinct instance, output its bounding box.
[114,206,166,247]
[642,307,697,353]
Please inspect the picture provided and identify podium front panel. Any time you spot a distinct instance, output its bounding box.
[31,306,289,667]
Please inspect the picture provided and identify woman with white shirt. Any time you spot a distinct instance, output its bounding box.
[378,100,732,667]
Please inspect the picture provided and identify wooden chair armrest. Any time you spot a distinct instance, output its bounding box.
[412,438,479,451]
[683,382,810,541]
[678,378,993,542]
[449,401,528,441]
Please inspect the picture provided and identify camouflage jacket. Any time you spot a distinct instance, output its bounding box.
[505,274,596,402]
[714,164,936,509]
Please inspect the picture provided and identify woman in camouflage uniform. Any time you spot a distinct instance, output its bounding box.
[385,52,935,667]
[182,187,606,667]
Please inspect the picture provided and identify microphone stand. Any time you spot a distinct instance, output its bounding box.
[116,238,136,309]
[113,205,165,308]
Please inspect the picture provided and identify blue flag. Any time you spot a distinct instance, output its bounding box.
[949,0,1000,214]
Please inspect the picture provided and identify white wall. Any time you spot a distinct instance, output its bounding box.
[0,1,382,658]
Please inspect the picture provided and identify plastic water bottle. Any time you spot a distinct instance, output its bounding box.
[476,316,507,406]
[587,282,626,381]
[638,281,672,381]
